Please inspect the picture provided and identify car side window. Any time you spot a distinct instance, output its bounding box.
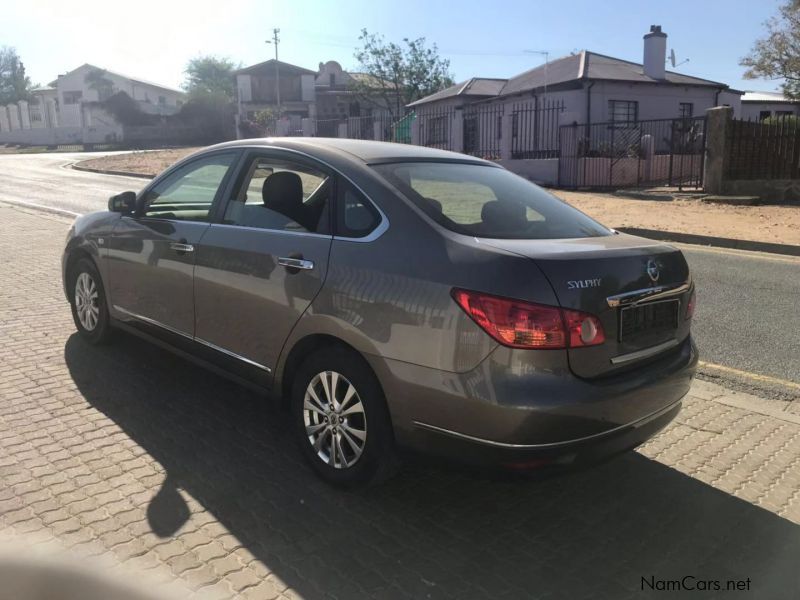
[141,153,236,222]
[336,180,380,238]
[223,156,331,234]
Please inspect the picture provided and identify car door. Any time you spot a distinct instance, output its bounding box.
[193,150,334,375]
[107,151,238,337]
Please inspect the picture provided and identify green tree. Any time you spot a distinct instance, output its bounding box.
[0,46,32,104]
[741,1,800,98]
[183,55,239,101]
[84,68,115,101]
[353,29,454,119]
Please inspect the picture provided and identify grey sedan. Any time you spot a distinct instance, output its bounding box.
[62,138,697,486]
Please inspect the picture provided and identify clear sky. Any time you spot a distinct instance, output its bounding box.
[1,0,786,93]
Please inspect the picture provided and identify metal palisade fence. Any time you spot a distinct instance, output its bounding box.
[510,98,565,159]
[417,105,456,150]
[727,116,800,180]
[558,116,706,189]
[463,103,504,159]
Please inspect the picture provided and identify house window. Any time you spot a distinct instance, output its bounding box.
[759,111,772,121]
[329,73,335,88]
[679,103,693,118]
[609,100,638,125]
[776,110,793,119]
[158,95,166,106]
[63,91,83,105]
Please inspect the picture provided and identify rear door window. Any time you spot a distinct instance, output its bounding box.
[223,155,332,234]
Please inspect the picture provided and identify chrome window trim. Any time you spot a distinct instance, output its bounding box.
[609,338,680,365]
[413,398,682,449]
[207,221,333,240]
[227,144,390,243]
[606,282,690,308]
[112,305,271,373]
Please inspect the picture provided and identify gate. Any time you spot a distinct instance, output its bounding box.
[558,116,706,189]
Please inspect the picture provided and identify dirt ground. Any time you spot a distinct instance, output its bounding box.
[75,149,800,245]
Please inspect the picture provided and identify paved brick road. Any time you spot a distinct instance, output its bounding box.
[1,203,799,599]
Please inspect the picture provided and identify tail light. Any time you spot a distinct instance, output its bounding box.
[451,289,605,349]
[685,287,696,320]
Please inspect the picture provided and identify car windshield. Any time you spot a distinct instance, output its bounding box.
[374,162,611,240]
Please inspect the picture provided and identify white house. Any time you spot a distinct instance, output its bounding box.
[740,90,800,121]
[50,63,184,127]
[0,63,185,146]
[410,26,743,124]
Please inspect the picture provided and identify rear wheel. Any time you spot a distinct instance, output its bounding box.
[69,257,113,344]
[291,347,397,487]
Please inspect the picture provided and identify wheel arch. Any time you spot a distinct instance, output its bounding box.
[63,246,99,300]
[277,333,384,409]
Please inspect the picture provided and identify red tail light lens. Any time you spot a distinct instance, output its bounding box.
[451,289,605,349]
[685,287,696,320]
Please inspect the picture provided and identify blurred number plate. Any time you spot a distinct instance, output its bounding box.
[619,299,679,341]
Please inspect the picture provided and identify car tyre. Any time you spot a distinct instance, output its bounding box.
[291,347,397,487]
[69,257,113,345]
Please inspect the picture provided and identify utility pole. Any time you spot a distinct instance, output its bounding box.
[266,28,281,113]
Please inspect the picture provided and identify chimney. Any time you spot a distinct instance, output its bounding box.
[643,25,667,80]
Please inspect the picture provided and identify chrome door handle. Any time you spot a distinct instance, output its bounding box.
[169,242,194,253]
[277,256,314,270]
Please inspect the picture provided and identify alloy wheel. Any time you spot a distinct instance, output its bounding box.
[303,370,367,469]
[74,272,99,331]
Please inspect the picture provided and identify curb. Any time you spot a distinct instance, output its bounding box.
[71,164,155,180]
[616,227,800,257]
[0,199,79,219]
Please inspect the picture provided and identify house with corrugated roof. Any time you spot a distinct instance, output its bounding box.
[409,26,743,125]
[235,59,400,136]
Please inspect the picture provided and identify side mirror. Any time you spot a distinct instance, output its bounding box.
[108,191,137,214]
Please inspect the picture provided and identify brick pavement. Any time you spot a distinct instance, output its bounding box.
[1,202,799,599]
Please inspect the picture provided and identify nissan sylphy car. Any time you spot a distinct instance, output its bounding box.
[63,138,697,486]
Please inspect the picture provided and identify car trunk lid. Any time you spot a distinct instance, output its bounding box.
[481,233,692,378]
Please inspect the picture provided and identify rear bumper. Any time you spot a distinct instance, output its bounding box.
[409,397,681,469]
[368,335,697,467]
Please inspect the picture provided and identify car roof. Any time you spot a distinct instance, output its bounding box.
[206,137,493,166]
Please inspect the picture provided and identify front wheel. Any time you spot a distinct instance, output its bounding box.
[291,347,397,487]
[69,257,113,344]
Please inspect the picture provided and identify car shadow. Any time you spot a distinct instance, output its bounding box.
[64,332,800,599]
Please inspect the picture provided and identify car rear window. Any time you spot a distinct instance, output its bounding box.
[373,162,611,239]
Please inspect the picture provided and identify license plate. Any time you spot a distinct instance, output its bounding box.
[619,299,679,341]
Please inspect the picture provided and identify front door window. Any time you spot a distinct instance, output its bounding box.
[142,153,237,222]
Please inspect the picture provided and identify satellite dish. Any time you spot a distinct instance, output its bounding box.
[669,49,676,68]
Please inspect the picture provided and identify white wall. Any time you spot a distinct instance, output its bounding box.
[588,81,728,122]
[740,102,800,121]
[236,75,252,102]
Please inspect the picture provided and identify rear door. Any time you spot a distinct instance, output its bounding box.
[193,150,334,375]
[107,152,238,336]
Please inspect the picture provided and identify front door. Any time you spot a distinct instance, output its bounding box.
[107,152,238,336]
[193,151,334,374]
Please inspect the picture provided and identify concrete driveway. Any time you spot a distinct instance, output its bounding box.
[1,187,800,598]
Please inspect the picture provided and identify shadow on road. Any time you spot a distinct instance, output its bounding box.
[64,332,800,599]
